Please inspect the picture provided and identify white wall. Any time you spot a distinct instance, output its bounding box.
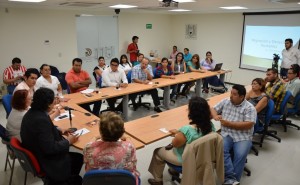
[0,8,78,81]
[171,13,266,85]
[0,8,267,86]
[118,13,172,60]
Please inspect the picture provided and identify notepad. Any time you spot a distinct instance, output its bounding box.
[73,128,90,136]
[159,128,169,134]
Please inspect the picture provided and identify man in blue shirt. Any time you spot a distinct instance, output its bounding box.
[130,58,162,113]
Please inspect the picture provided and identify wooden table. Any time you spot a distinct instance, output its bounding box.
[63,70,230,120]
[124,92,229,144]
[53,103,144,150]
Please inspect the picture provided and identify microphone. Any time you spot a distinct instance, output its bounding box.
[64,106,91,116]
[68,109,77,133]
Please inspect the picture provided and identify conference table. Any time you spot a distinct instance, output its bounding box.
[63,70,230,121]
[53,102,145,150]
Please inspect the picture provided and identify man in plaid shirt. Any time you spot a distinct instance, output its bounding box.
[211,84,256,185]
[265,68,286,112]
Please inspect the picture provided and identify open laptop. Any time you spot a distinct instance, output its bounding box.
[212,63,223,71]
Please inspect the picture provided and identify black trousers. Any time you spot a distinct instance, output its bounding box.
[106,97,123,111]
[45,152,83,185]
[80,101,102,116]
[130,89,160,107]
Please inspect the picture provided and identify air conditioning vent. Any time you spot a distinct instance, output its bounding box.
[59,2,102,7]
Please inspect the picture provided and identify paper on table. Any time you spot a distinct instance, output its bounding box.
[80,89,94,94]
[54,112,74,121]
[73,128,90,136]
[148,82,153,85]
[159,128,169,134]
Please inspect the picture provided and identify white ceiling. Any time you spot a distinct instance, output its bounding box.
[0,0,300,14]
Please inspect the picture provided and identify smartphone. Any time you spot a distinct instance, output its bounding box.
[58,115,68,119]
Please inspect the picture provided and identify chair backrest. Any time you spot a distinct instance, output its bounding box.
[265,99,275,126]
[49,65,59,77]
[288,93,300,114]
[83,169,138,185]
[10,137,45,177]
[153,68,158,79]
[127,70,132,83]
[2,94,13,118]
[277,90,292,115]
[56,72,68,90]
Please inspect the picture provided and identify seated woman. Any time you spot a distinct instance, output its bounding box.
[21,88,83,185]
[246,78,268,132]
[36,64,63,97]
[119,54,132,75]
[6,90,31,141]
[172,52,189,96]
[200,51,226,93]
[147,97,215,185]
[186,54,205,94]
[156,57,177,101]
[83,112,140,183]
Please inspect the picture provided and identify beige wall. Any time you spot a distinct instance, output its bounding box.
[0,8,266,86]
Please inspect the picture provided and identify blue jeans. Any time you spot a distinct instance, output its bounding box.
[7,85,16,95]
[223,135,252,181]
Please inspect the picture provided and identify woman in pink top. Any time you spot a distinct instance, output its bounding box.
[83,112,140,183]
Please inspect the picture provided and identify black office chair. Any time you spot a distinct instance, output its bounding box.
[56,72,68,91]
[49,65,59,77]
[286,93,300,130]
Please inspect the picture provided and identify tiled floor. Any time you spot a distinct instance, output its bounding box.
[1,87,300,185]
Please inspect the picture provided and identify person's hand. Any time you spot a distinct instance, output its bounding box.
[213,115,222,121]
[120,83,128,88]
[67,134,79,145]
[220,119,229,126]
[169,129,178,136]
[14,76,22,81]
[169,75,175,79]
[52,108,61,118]
[60,128,70,136]
[143,80,150,84]
[120,135,127,141]
[199,69,206,73]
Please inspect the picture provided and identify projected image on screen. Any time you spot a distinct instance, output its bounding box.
[240,13,300,71]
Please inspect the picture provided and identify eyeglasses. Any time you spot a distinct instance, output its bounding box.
[111,64,119,67]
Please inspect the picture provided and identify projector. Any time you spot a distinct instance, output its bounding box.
[160,0,178,7]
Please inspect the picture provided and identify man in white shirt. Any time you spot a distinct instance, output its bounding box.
[280,38,300,79]
[285,66,300,107]
[102,58,128,112]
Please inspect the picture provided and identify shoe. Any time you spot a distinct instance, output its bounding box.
[148,178,163,185]
[154,106,162,113]
[223,179,240,185]
[168,168,180,177]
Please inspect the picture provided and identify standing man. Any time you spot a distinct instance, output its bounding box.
[127,36,139,66]
[102,58,128,112]
[14,68,39,100]
[280,38,300,79]
[265,68,286,112]
[3,57,27,94]
[65,58,101,116]
[211,85,256,185]
[131,57,162,113]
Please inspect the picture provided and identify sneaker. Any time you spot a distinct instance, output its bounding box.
[223,179,240,185]
[148,178,163,185]
[154,106,162,113]
[168,168,180,177]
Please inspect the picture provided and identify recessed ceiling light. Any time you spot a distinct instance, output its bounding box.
[109,4,137,9]
[298,2,300,4]
[169,9,191,12]
[9,0,46,2]
[220,6,248,10]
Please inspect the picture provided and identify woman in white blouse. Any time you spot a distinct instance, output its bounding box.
[119,54,132,74]
[36,64,62,97]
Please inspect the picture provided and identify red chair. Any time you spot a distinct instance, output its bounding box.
[10,137,46,185]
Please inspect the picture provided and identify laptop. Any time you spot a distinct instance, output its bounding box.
[212,63,223,71]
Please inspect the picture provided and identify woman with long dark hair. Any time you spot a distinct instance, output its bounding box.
[119,54,132,74]
[147,97,215,185]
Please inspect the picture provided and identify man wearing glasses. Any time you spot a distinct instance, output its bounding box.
[102,58,128,112]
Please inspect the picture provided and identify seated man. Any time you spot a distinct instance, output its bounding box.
[130,57,162,113]
[285,66,300,108]
[211,84,256,185]
[65,58,101,116]
[14,68,39,100]
[93,56,109,87]
[3,57,27,94]
[265,68,286,112]
[102,58,128,112]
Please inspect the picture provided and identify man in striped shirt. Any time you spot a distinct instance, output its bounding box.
[3,57,26,94]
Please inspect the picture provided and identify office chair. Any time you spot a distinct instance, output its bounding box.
[254,99,281,146]
[0,124,16,185]
[271,91,293,132]
[166,133,224,184]
[286,93,300,130]
[10,137,46,185]
[82,169,140,185]
[49,65,60,77]
[56,72,68,91]
[127,70,151,111]
[2,94,13,118]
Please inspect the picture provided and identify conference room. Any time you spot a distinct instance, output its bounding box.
[1,0,300,185]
